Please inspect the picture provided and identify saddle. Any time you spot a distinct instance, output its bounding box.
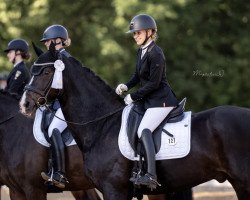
[127,98,186,154]
[40,108,74,146]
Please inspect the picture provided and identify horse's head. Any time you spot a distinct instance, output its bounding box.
[20,43,62,116]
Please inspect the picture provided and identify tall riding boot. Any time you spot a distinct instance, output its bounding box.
[41,128,68,188]
[135,129,159,190]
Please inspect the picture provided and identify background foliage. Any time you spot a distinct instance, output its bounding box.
[0,0,249,111]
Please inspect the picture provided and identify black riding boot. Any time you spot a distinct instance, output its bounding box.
[41,128,69,188]
[135,129,160,190]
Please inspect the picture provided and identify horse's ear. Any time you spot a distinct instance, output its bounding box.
[49,42,58,58]
[32,42,44,56]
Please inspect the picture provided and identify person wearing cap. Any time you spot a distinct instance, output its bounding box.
[4,39,31,98]
[115,14,178,190]
[39,24,73,188]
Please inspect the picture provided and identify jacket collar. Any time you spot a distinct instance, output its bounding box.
[14,61,24,68]
[140,41,156,63]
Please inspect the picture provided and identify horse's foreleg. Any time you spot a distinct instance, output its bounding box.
[23,187,47,200]
[148,194,167,200]
[234,188,250,200]
[102,184,129,200]
[231,182,250,200]
[235,191,250,200]
[71,189,102,200]
[9,189,26,200]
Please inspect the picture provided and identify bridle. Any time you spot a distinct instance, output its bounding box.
[0,114,18,125]
[24,61,125,126]
[24,61,59,107]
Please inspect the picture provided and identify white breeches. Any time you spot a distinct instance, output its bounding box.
[137,107,174,138]
[48,108,67,137]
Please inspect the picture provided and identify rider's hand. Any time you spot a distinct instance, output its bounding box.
[124,94,134,105]
[115,84,128,95]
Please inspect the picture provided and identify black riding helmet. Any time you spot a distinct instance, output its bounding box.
[4,39,29,53]
[127,14,157,33]
[40,24,68,42]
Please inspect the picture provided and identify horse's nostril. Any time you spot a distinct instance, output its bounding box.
[24,101,30,108]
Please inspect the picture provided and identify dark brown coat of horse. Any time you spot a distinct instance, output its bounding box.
[0,91,100,200]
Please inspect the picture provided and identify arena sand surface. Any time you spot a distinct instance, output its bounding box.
[1,180,237,200]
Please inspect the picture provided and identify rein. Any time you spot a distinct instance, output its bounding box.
[28,59,125,126]
[0,112,19,125]
[42,105,124,126]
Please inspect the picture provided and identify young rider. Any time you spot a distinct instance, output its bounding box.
[39,24,72,188]
[116,14,178,189]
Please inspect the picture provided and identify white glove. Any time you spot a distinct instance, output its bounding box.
[115,84,128,95]
[124,94,134,105]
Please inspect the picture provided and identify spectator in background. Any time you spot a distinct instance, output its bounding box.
[4,39,31,99]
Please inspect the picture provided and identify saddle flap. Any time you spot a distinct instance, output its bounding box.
[33,108,76,147]
[125,98,187,155]
[41,109,54,142]
[119,110,192,161]
[126,103,145,152]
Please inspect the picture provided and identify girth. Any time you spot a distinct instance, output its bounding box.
[127,98,186,154]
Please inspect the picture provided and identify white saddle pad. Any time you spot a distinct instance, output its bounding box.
[33,108,76,147]
[118,105,191,160]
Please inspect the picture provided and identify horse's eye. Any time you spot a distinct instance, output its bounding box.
[43,67,53,75]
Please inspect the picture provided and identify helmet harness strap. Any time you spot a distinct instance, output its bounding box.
[13,50,21,64]
[142,30,153,46]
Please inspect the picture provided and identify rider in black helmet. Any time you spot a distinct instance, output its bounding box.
[4,39,31,98]
[40,24,71,57]
[116,14,178,190]
[40,24,72,188]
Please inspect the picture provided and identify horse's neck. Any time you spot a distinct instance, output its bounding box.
[58,66,123,151]
[64,89,118,118]
[0,92,19,118]
[61,67,123,122]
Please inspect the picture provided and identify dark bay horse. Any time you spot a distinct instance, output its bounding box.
[19,47,250,200]
[0,90,101,200]
[0,89,182,200]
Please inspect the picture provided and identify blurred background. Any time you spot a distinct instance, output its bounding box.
[0,0,250,111]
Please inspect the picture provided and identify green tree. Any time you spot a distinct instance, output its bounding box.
[0,0,249,111]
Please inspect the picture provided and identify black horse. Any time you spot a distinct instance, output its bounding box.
[0,90,102,200]
[20,46,250,200]
[0,92,185,200]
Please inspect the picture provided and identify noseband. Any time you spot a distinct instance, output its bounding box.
[24,62,59,107]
